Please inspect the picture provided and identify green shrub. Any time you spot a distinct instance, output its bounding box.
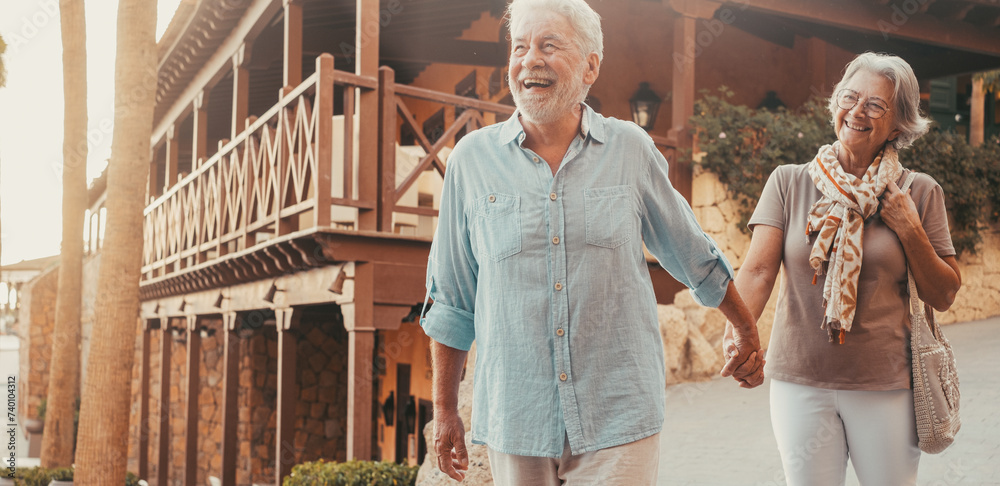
[685,87,1000,255]
[11,467,141,485]
[283,459,419,486]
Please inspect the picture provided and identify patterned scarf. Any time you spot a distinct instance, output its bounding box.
[806,142,902,343]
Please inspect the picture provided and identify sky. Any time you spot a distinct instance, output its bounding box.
[0,0,182,265]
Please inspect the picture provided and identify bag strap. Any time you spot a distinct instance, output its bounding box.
[900,171,930,328]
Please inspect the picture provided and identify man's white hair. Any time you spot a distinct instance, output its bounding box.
[505,0,604,62]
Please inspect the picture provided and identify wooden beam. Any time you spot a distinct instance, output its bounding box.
[379,39,507,67]
[158,324,172,486]
[315,54,334,228]
[373,262,426,305]
[275,308,300,484]
[283,0,304,91]
[314,231,431,266]
[183,315,202,486]
[971,77,985,147]
[346,262,374,460]
[164,125,180,193]
[138,326,152,480]
[232,45,250,140]
[807,36,828,97]
[741,0,1000,56]
[192,91,208,170]
[378,67,397,233]
[219,312,240,486]
[668,14,696,202]
[357,0,380,231]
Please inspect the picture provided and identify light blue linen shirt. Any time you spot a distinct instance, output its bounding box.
[421,104,735,457]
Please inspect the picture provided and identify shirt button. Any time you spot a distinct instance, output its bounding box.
[533,156,539,163]
[556,328,565,337]
[488,194,496,203]
[554,282,563,291]
[549,192,557,201]
[552,236,560,245]
[559,372,568,381]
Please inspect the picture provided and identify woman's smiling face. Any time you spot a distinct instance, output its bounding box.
[833,70,901,159]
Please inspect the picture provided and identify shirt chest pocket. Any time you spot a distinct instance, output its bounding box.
[585,186,635,249]
[473,193,522,262]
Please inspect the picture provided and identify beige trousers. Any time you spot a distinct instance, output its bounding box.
[486,433,661,486]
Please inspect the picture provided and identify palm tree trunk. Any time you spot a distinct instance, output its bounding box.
[40,0,87,468]
[73,0,157,483]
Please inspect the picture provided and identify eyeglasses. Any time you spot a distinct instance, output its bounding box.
[835,89,890,119]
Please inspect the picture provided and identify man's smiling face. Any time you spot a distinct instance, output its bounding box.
[508,9,595,125]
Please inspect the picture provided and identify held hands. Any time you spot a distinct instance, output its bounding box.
[434,409,470,482]
[880,180,920,237]
[720,321,765,388]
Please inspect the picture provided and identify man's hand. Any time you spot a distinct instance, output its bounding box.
[434,410,469,482]
[716,281,765,388]
[721,321,765,388]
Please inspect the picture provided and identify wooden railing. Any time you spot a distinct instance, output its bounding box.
[141,55,517,283]
[142,54,376,281]
[377,66,516,234]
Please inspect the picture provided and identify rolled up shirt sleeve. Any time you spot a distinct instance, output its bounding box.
[421,157,478,351]
[639,142,734,308]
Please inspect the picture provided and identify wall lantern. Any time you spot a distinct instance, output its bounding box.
[629,82,661,131]
[382,391,395,426]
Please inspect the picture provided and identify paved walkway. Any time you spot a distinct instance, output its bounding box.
[659,317,1000,485]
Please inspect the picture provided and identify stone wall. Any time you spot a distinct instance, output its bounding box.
[15,266,58,423]
[197,318,224,485]
[936,228,1000,324]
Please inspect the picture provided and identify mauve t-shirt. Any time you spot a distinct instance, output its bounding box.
[749,164,955,391]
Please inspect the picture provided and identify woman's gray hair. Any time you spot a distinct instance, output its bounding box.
[828,52,930,150]
[505,0,604,62]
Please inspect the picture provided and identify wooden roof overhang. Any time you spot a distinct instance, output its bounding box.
[722,0,1000,77]
[138,227,431,301]
[153,0,508,132]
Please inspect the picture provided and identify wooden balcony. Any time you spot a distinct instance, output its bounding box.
[140,54,516,299]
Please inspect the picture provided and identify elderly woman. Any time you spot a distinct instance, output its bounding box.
[724,52,962,484]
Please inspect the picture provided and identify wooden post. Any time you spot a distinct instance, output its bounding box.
[283,0,304,91]
[164,125,180,194]
[377,67,397,233]
[183,315,202,486]
[971,77,985,147]
[315,55,335,228]
[158,322,172,486]
[233,44,251,140]
[138,321,153,480]
[345,262,375,460]
[357,0,380,231]
[220,312,241,485]
[668,13,697,202]
[193,91,209,170]
[807,37,827,98]
[275,308,301,485]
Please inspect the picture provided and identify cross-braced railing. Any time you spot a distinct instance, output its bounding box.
[142,54,377,281]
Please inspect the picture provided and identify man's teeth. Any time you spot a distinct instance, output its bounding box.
[524,78,553,88]
[846,122,870,131]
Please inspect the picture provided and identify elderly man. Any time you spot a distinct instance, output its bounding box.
[420,0,763,483]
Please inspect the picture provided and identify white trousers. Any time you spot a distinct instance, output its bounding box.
[770,379,921,486]
[486,433,660,486]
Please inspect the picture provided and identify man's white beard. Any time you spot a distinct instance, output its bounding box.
[510,66,588,125]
